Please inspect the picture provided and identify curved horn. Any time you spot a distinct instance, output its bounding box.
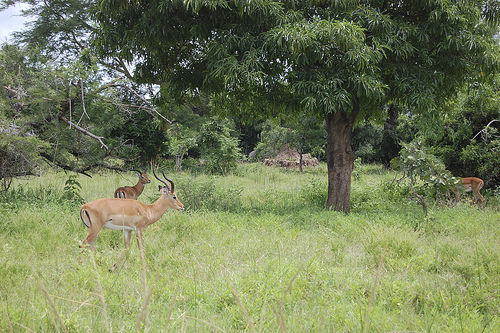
[162,171,175,193]
[152,166,170,190]
[131,169,143,174]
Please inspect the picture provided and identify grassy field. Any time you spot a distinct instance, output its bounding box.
[1,162,499,332]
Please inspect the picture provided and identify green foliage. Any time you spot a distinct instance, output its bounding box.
[0,43,148,175]
[352,123,384,163]
[301,177,328,208]
[252,117,326,161]
[352,157,363,181]
[197,118,241,175]
[392,140,460,214]
[110,110,167,164]
[89,0,499,214]
[425,80,500,188]
[59,174,84,205]
[252,120,290,159]
[92,0,500,119]
[381,180,412,203]
[0,131,48,191]
[393,140,458,191]
[0,1,177,176]
[166,122,198,172]
[179,175,243,212]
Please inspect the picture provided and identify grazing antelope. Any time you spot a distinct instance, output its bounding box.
[114,169,151,200]
[80,168,184,271]
[453,177,485,206]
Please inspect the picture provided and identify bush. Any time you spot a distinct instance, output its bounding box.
[301,178,328,208]
[179,176,243,211]
[59,174,85,205]
[198,118,242,175]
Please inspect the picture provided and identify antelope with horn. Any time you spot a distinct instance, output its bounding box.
[80,167,184,271]
[114,169,151,200]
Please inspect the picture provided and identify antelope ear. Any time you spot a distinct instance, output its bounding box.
[158,185,162,191]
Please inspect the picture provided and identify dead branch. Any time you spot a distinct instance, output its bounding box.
[59,114,109,150]
[106,82,171,123]
[2,85,25,97]
[471,119,500,142]
[78,78,90,125]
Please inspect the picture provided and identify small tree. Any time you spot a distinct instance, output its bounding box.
[197,118,241,175]
[392,140,459,215]
[0,132,47,191]
[285,115,326,172]
[166,123,197,173]
[252,120,290,160]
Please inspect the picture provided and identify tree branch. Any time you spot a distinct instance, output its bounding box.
[471,119,500,141]
[59,114,109,150]
[106,83,172,123]
[40,152,93,178]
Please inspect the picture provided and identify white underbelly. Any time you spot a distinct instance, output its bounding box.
[104,220,136,231]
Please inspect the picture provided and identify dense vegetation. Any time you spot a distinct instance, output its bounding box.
[1,1,500,329]
[1,163,500,332]
[2,0,499,212]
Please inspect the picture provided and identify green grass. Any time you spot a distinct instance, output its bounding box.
[1,163,500,332]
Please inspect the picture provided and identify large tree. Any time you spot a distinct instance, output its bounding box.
[93,0,500,212]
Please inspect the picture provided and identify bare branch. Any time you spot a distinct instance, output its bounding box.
[78,79,90,125]
[97,59,134,80]
[59,114,109,150]
[101,97,160,116]
[2,85,25,97]
[106,82,172,123]
[471,119,500,141]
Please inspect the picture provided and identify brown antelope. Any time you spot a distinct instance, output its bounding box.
[80,168,184,271]
[453,177,485,206]
[114,169,151,199]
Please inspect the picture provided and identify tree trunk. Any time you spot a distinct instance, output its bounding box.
[299,150,303,172]
[176,155,182,173]
[325,100,360,213]
[384,103,399,131]
[380,103,401,166]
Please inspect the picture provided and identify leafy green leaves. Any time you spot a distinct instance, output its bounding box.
[393,140,458,190]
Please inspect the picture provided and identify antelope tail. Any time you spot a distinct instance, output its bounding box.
[80,209,91,228]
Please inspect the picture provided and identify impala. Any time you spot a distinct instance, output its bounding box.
[80,168,184,271]
[114,169,151,200]
[453,177,485,206]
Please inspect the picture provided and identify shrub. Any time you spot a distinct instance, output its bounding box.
[301,178,328,208]
[179,176,243,211]
[198,118,242,175]
[59,174,85,205]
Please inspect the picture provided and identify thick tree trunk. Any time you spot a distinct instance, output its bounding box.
[325,100,360,213]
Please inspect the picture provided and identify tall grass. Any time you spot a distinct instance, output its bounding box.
[1,163,499,332]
